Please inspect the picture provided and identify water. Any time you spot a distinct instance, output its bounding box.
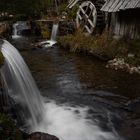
[12,23,20,39]
[39,23,59,48]
[0,40,122,140]
[35,101,119,140]
[12,21,30,39]
[0,40,44,128]
[51,23,59,41]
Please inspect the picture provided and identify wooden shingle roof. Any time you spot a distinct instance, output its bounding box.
[101,0,140,12]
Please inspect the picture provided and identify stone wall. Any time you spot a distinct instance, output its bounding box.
[36,19,75,38]
[0,22,11,39]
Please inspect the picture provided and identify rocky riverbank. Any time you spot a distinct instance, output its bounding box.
[0,22,12,39]
[106,58,140,74]
[59,31,140,74]
[0,113,59,140]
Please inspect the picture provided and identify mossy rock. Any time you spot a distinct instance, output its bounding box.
[0,113,24,140]
[42,29,50,39]
[0,51,4,67]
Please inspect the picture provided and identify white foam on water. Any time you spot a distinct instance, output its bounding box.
[33,101,120,140]
[39,23,58,48]
[39,40,56,48]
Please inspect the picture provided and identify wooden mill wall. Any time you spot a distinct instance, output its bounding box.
[108,9,140,40]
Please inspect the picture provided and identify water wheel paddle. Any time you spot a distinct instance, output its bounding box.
[68,0,79,8]
[76,1,97,34]
[76,0,105,34]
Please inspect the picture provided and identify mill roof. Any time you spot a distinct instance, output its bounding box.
[101,0,140,12]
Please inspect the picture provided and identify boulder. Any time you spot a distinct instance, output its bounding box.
[29,132,59,140]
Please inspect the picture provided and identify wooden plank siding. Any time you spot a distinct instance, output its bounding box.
[101,0,140,40]
[101,0,140,12]
[109,9,140,39]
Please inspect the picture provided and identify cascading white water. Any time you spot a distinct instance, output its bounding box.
[12,23,20,39]
[51,23,59,41]
[0,40,121,140]
[0,40,44,128]
[12,21,30,39]
[39,23,59,48]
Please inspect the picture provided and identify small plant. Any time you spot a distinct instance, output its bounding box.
[59,3,79,20]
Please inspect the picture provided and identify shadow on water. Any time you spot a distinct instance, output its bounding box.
[11,37,140,140]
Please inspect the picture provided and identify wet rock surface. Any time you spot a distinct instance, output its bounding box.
[0,22,12,39]
[0,111,59,140]
[29,132,59,140]
[106,58,140,74]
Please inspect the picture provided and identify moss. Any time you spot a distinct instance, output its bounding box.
[0,51,4,66]
[59,3,79,19]
[42,29,50,39]
[0,113,24,140]
[37,21,50,39]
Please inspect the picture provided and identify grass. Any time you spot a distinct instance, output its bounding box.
[59,31,140,65]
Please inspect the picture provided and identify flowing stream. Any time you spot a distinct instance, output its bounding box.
[12,21,30,39]
[12,23,20,39]
[1,40,44,128]
[39,23,59,48]
[0,40,122,140]
[0,20,140,140]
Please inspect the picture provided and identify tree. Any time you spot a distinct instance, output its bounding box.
[0,0,48,17]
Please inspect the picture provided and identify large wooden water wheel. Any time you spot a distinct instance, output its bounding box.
[76,1,97,34]
[69,0,105,34]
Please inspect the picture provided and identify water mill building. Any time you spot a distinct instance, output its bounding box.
[101,0,140,40]
[68,0,140,40]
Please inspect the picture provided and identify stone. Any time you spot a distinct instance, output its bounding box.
[29,132,59,140]
[128,53,135,58]
[62,16,66,19]
[138,66,140,70]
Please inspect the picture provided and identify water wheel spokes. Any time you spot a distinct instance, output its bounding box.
[76,1,97,34]
[68,0,79,8]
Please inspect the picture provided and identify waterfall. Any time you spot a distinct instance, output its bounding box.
[12,23,20,39]
[39,23,59,48]
[0,40,121,140]
[0,40,44,128]
[51,23,59,42]
[12,21,30,39]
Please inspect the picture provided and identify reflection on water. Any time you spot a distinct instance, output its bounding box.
[12,37,140,140]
